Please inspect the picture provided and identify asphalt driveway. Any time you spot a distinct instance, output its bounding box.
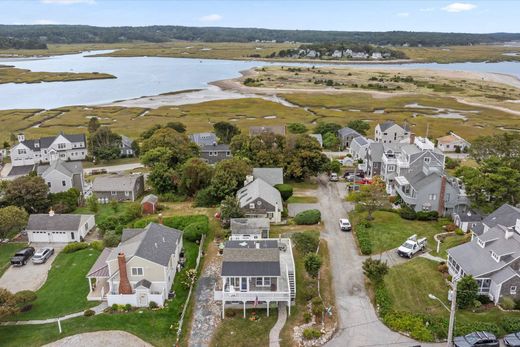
[0,244,64,293]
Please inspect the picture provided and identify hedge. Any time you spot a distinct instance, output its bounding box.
[355,225,372,255]
[183,221,209,242]
[14,290,37,304]
[63,242,90,253]
[163,215,209,231]
[294,209,321,225]
[275,184,293,201]
[399,208,438,221]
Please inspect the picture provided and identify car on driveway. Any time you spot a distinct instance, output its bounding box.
[504,332,520,346]
[329,173,339,182]
[339,218,352,231]
[10,247,35,266]
[453,331,499,347]
[32,247,54,264]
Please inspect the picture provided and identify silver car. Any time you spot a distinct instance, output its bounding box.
[32,247,54,264]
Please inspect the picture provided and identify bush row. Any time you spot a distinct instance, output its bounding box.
[399,207,438,221]
[294,209,321,225]
[356,224,372,255]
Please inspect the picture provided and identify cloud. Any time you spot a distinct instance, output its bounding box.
[33,19,59,24]
[397,12,410,17]
[442,2,476,12]
[198,14,223,22]
[420,7,435,12]
[41,0,95,4]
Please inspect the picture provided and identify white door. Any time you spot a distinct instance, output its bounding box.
[50,231,69,243]
[30,231,50,243]
[138,292,148,307]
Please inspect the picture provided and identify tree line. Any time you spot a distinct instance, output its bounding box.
[1,25,520,47]
[0,36,47,50]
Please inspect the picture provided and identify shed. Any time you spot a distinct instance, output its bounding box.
[141,194,158,214]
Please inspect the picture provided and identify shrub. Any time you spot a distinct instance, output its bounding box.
[103,231,121,247]
[292,231,320,254]
[303,312,312,323]
[111,303,119,311]
[164,215,209,231]
[90,240,105,251]
[287,123,307,134]
[416,211,438,221]
[437,263,448,274]
[457,276,479,309]
[358,219,372,228]
[374,284,392,316]
[501,296,516,310]
[302,328,322,340]
[20,304,32,312]
[399,207,417,220]
[63,242,89,253]
[149,301,158,309]
[294,209,321,225]
[14,290,37,304]
[84,309,95,317]
[133,217,156,228]
[194,187,217,207]
[356,225,372,255]
[473,299,482,309]
[311,297,323,316]
[300,279,318,301]
[445,223,458,232]
[501,317,520,333]
[383,311,434,342]
[477,294,492,305]
[124,303,132,311]
[274,184,293,201]
[183,221,209,242]
[362,258,389,284]
[454,321,500,336]
[455,228,465,236]
[304,253,322,278]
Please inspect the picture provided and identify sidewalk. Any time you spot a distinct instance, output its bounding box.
[269,302,287,347]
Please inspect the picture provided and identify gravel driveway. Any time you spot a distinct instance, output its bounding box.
[42,331,152,347]
[315,177,440,347]
[0,244,64,293]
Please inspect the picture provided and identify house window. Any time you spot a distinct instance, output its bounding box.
[255,277,271,287]
[62,180,66,186]
[428,194,437,201]
[47,182,51,188]
[249,203,255,209]
[477,238,485,248]
[18,149,26,155]
[387,165,395,172]
[267,212,274,219]
[57,143,66,149]
[226,151,231,156]
[511,286,517,295]
[111,191,117,196]
[71,232,75,240]
[491,251,500,262]
[424,157,431,164]
[125,191,130,197]
[131,268,144,276]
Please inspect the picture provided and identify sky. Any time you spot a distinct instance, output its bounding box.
[1,0,519,33]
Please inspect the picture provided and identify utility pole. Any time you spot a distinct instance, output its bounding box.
[447,278,458,347]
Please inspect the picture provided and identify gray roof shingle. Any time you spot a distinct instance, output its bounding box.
[37,160,83,178]
[252,168,284,186]
[190,132,217,147]
[237,178,283,210]
[230,218,270,235]
[21,133,86,151]
[26,213,92,231]
[92,174,142,192]
[222,240,280,276]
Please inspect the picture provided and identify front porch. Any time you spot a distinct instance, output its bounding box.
[87,277,109,301]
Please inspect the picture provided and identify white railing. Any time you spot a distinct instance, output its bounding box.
[216,289,291,302]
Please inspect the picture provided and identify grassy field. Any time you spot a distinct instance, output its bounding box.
[351,210,449,254]
[6,247,100,321]
[0,243,26,277]
[0,66,115,84]
[400,45,520,63]
[433,233,470,259]
[286,196,318,204]
[74,202,136,226]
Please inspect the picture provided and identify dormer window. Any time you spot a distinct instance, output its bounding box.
[424,157,431,164]
[477,238,485,248]
[491,251,500,262]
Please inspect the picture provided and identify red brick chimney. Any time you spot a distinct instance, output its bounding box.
[117,252,133,295]
[409,133,416,144]
[438,175,447,216]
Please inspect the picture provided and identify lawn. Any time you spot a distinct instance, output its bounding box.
[0,243,26,277]
[7,247,100,321]
[286,196,318,204]
[352,210,449,254]
[433,233,470,259]
[210,309,278,347]
[82,157,140,168]
[74,202,136,226]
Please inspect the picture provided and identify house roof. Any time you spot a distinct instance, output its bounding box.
[121,135,134,149]
[26,213,92,231]
[86,248,112,278]
[92,174,142,192]
[400,143,422,156]
[237,178,283,210]
[252,168,284,186]
[222,240,281,276]
[37,159,83,178]
[337,127,361,138]
[368,142,384,161]
[21,133,86,151]
[230,218,270,235]
[201,144,230,152]
[249,126,286,136]
[437,134,468,145]
[7,164,35,177]
[309,134,323,146]
[141,194,158,205]
[135,279,152,289]
[455,210,483,223]
[189,132,217,147]
[377,121,409,132]
[352,136,369,147]
[483,204,520,229]
[108,223,182,267]
[491,266,519,284]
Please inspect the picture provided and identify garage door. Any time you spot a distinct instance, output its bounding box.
[50,231,69,243]
[30,231,50,243]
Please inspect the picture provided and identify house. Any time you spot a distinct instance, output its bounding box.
[92,174,144,202]
[453,210,483,233]
[337,127,362,149]
[214,238,295,317]
[26,211,95,243]
[37,159,84,194]
[371,52,383,59]
[86,223,183,307]
[230,218,270,240]
[189,132,218,147]
[309,134,323,147]
[436,133,470,153]
[200,143,232,164]
[349,136,371,161]
[249,126,286,137]
[120,135,136,157]
[252,168,283,186]
[447,204,520,304]
[366,142,384,178]
[141,194,158,215]
[237,178,283,223]
[374,121,410,144]
[10,132,87,167]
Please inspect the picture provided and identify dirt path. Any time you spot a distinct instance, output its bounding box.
[42,331,152,347]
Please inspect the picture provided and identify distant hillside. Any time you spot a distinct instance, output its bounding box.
[1,25,520,47]
[0,36,47,50]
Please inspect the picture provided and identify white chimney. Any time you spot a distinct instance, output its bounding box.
[17,133,25,143]
[244,175,254,186]
[49,209,55,217]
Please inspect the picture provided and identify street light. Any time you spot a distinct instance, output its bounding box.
[429,277,459,347]
[428,293,450,312]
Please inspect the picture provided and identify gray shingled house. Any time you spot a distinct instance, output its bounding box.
[230,218,270,240]
[447,204,520,304]
[189,132,218,147]
[337,127,362,149]
[214,239,295,317]
[200,143,232,164]
[252,168,284,186]
[237,178,283,223]
[92,174,144,202]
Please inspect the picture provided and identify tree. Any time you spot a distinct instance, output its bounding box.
[209,158,252,201]
[287,123,307,134]
[322,132,340,150]
[179,158,213,196]
[285,135,329,180]
[347,120,370,135]
[140,128,198,167]
[0,206,28,239]
[140,147,175,168]
[231,132,286,167]
[0,288,18,319]
[275,184,293,201]
[457,275,478,309]
[148,162,178,194]
[304,253,322,278]
[469,133,520,170]
[87,116,100,134]
[5,176,49,213]
[362,258,389,284]
[292,231,320,254]
[89,127,122,161]
[49,188,80,214]
[347,176,389,220]
[131,140,140,156]
[140,124,162,140]
[86,194,99,213]
[315,122,341,136]
[165,121,186,133]
[220,195,244,223]
[213,121,240,144]
[325,159,341,174]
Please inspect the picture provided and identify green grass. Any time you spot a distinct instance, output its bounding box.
[210,309,278,347]
[0,66,115,84]
[286,196,318,204]
[82,157,140,168]
[0,243,26,277]
[286,180,318,190]
[433,233,470,259]
[74,202,135,225]
[352,211,448,254]
[7,248,100,321]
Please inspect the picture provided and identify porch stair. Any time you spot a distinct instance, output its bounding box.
[288,272,296,301]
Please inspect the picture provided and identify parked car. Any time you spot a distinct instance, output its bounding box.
[397,234,427,258]
[329,173,339,182]
[504,332,520,346]
[10,247,35,266]
[32,247,54,264]
[339,218,352,231]
[453,331,499,347]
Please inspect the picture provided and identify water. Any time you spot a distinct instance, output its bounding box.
[0,50,520,110]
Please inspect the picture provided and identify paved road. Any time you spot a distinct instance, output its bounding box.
[42,330,152,347]
[83,162,143,175]
[317,178,439,347]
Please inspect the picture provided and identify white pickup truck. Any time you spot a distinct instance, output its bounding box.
[397,234,427,258]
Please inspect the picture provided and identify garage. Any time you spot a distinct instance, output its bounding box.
[29,231,69,243]
[30,231,52,243]
[26,213,95,244]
